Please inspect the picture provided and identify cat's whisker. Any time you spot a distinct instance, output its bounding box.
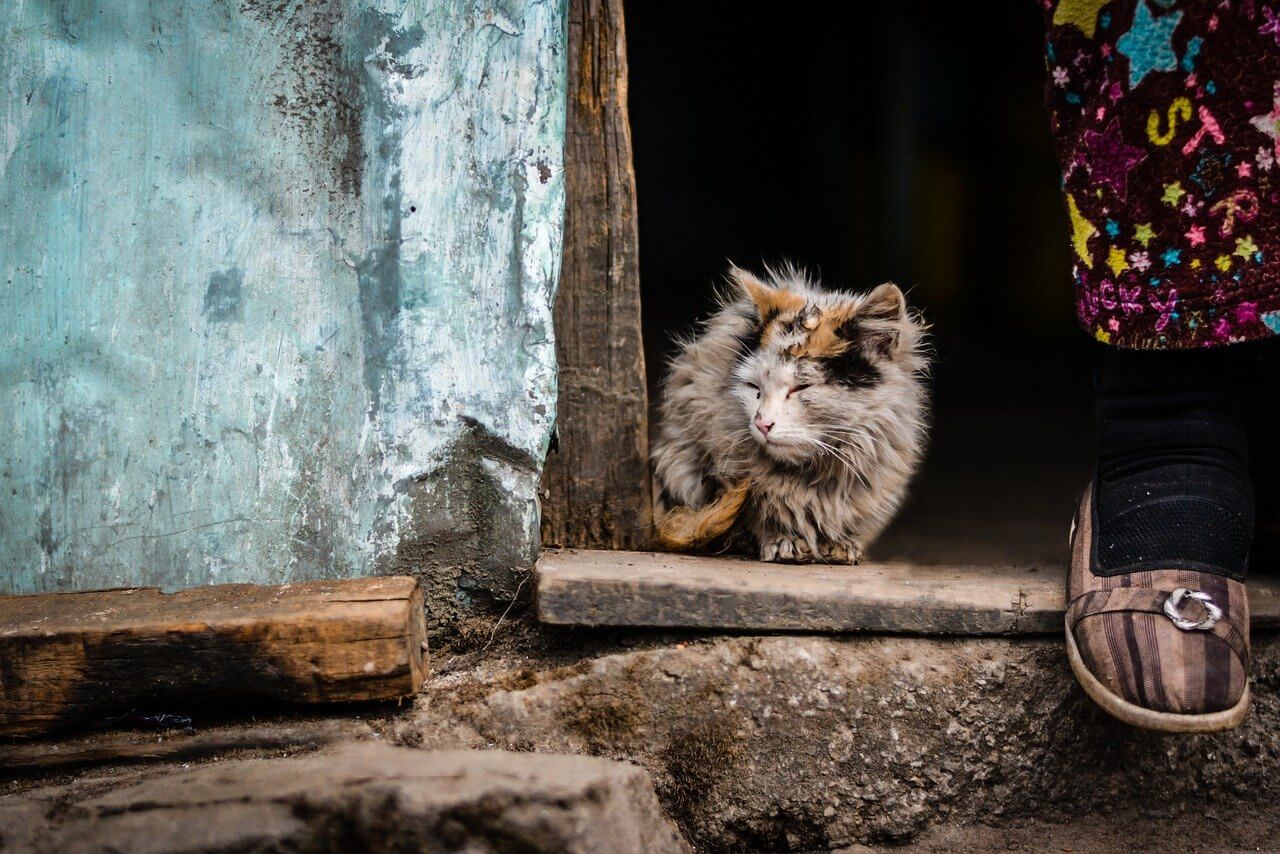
[819,443,866,479]
[817,432,873,461]
[816,452,870,490]
[805,437,870,486]
[826,429,886,462]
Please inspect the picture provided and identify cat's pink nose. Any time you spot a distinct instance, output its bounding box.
[754,417,774,436]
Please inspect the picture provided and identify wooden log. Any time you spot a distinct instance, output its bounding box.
[536,549,1280,636]
[0,577,427,738]
[540,0,653,550]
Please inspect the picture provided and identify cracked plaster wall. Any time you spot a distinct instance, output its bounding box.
[0,0,566,618]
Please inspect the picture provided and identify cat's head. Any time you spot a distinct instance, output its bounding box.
[726,266,924,466]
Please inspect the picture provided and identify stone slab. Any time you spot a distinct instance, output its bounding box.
[537,549,1280,635]
[0,743,689,853]
[0,720,370,775]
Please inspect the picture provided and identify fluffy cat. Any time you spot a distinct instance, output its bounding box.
[652,265,929,563]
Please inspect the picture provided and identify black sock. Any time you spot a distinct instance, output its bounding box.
[1092,343,1253,580]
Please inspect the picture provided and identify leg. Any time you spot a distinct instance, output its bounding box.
[1064,343,1254,732]
[1042,0,1269,730]
[1092,343,1253,582]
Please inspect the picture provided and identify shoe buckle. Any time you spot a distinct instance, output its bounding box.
[1163,588,1222,631]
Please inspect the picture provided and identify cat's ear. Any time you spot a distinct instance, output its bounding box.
[729,266,774,313]
[853,283,908,359]
[729,266,804,319]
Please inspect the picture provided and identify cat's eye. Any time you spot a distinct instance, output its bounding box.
[745,382,760,398]
[787,384,811,398]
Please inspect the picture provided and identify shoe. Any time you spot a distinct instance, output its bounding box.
[1066,484,1251,732]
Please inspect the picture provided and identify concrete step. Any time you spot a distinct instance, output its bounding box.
[401,629,1280,851]
[840,810,1280,853]
[537,549,1280,635]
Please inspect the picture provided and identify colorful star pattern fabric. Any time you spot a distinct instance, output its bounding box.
[1044,0,1280,348]
[1068,193,1099,266]
[1080,118,1148,199]
[1055,0,1117,38]
[1250,82,1280,159]
[1116,0,1184,88]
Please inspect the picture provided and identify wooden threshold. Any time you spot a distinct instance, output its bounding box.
[537,549,1280,636]
[0,576,427,738]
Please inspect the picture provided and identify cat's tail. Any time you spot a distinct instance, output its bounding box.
[656,478,751,551]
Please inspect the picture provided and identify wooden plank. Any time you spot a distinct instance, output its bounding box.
[0,577,427,738]
[540,0,652,551]
[536,550,1280,636]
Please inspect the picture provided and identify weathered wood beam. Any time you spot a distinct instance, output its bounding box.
[540,0,652,550]
[536,550,1280,635]
[0,577,427,738]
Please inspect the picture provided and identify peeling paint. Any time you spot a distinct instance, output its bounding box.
[0,0,566,605]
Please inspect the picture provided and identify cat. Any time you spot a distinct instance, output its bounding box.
[652,265,929,564]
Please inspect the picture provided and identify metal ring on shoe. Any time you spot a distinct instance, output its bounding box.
[1163,588,1222,631]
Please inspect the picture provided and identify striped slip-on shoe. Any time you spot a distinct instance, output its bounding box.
[1066,485,1251,732]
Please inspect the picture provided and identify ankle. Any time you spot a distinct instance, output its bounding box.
[1092,344,1253,580]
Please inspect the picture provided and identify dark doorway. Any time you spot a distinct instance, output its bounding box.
[627,2,1095,565]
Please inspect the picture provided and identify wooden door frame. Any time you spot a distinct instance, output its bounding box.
[539,0,652,551]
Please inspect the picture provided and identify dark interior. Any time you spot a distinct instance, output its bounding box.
[626,2,1095,565]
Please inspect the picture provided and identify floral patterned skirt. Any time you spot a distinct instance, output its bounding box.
[1043,0,1280,348]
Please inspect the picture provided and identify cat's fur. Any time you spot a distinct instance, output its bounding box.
[652,265,929,563]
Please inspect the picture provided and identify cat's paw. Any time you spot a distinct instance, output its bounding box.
[817,541,862,564]
[759,537,815,563]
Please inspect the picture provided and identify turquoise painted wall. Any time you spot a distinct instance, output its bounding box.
[0,0,565,602]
